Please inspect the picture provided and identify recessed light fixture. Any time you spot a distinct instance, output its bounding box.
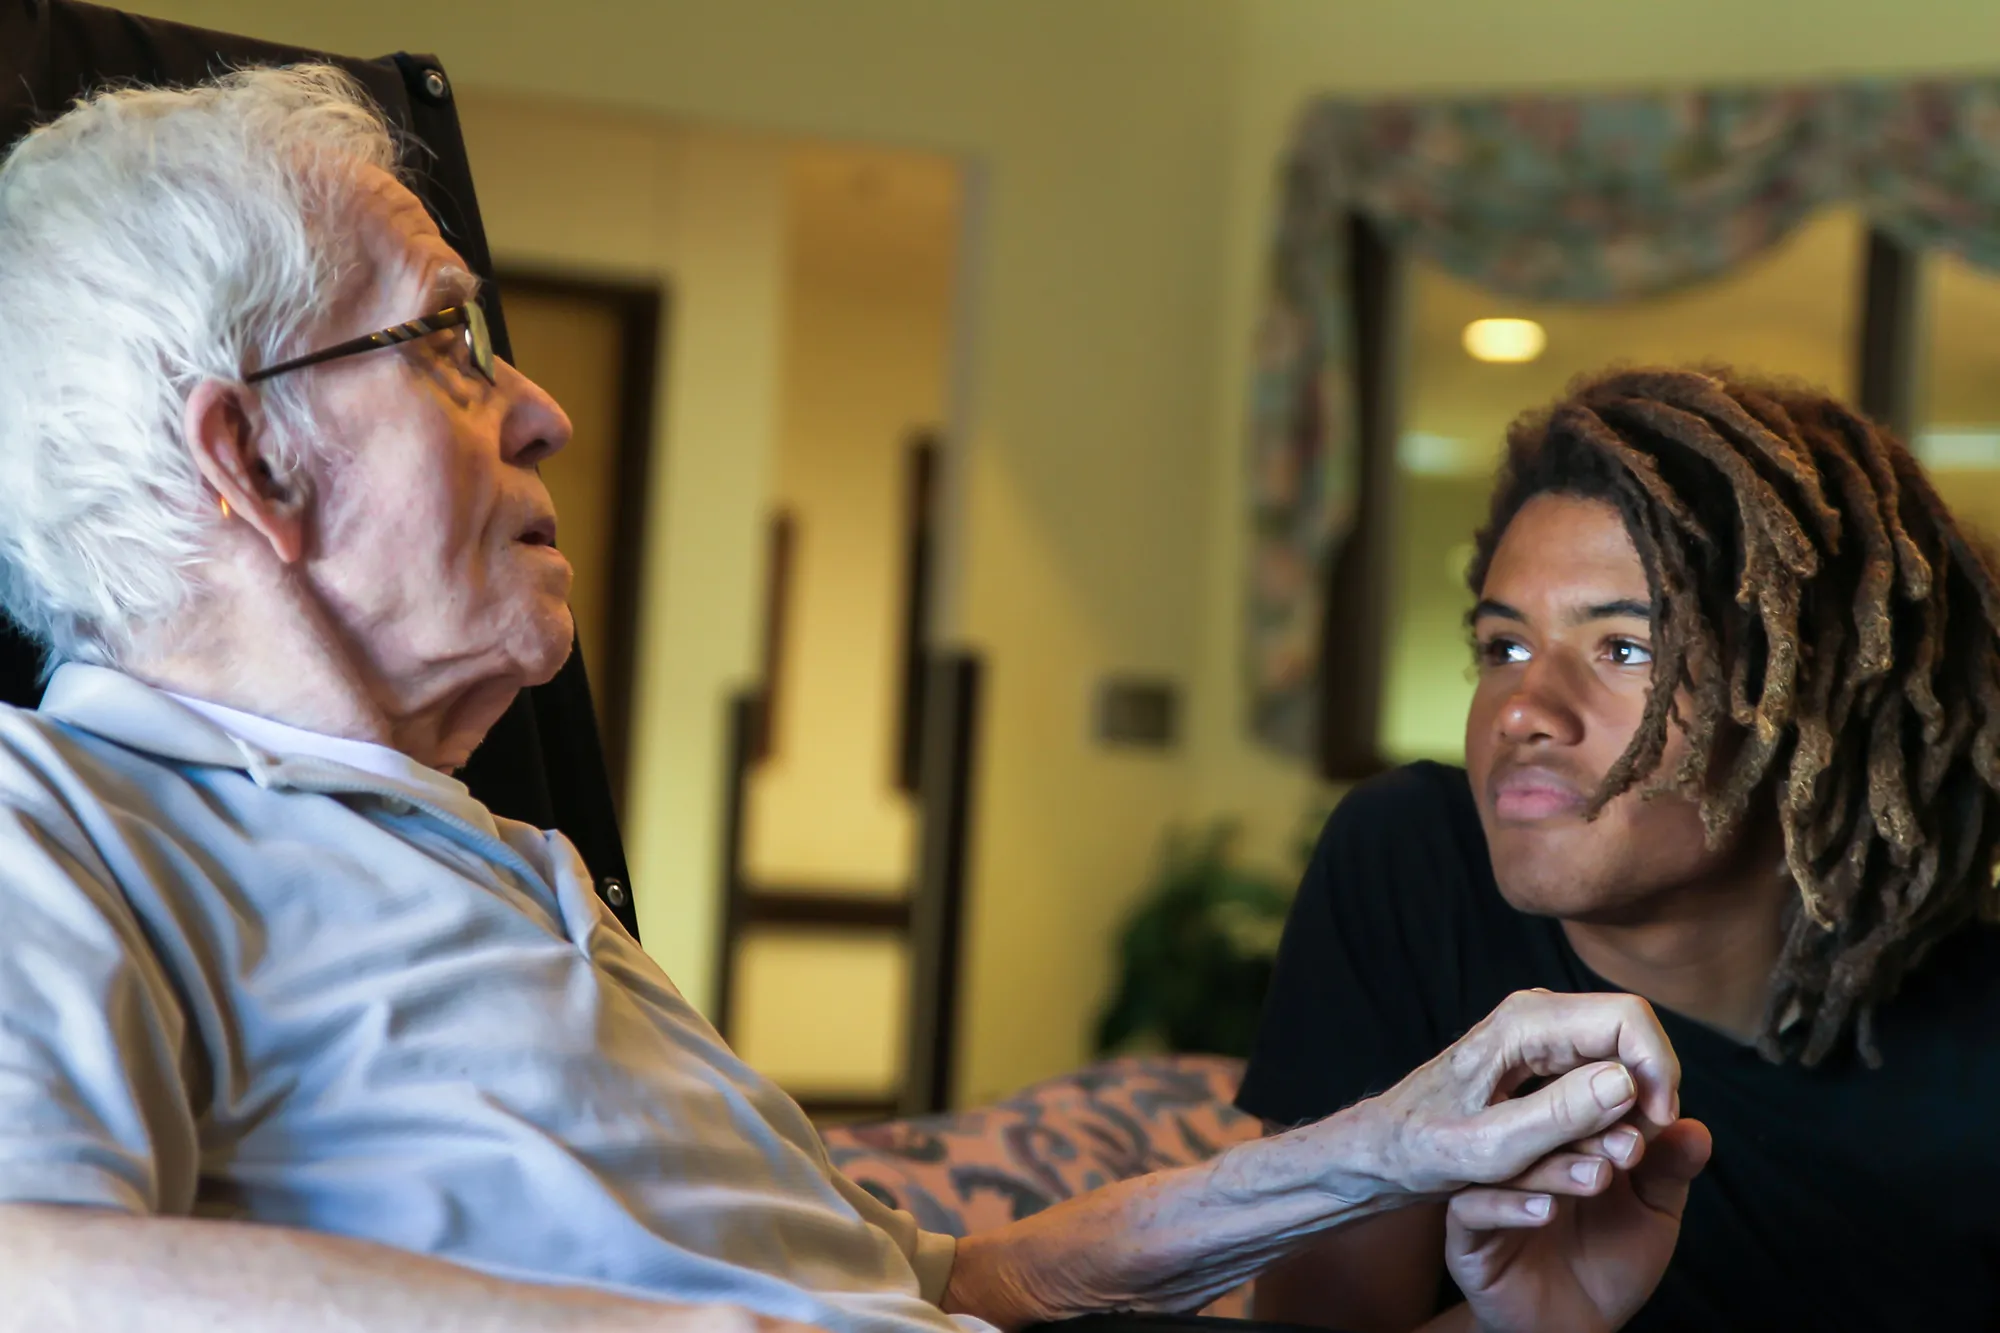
[1462,317,1547,364]
[1397,432,1470,476]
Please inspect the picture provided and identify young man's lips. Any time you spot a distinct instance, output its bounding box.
[1491,775,1587,821]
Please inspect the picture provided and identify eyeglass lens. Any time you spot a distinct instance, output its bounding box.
[466,302,496,385]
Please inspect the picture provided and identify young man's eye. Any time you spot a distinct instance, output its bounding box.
[1476,637,1531,667]
[1606,638,1654,667]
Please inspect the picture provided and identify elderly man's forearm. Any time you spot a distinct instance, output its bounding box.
[943,1107,1408,1329]
[0,1204,787,1333]
[946,992,1678,1331]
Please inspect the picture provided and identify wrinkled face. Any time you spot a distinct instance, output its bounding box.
[298,166,575,709]
[1464,493,1748,921]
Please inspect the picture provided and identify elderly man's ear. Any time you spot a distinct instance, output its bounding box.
[184,379,308,565]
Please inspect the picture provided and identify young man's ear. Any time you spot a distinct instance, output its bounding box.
[183,379,307,565]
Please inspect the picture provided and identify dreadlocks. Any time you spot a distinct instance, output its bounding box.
[1469,367,2000,1067]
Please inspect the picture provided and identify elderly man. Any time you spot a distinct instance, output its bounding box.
[0,67,1703,1333]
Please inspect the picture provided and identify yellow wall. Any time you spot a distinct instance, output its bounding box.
[743,145,958,891]
[731,930,909,1095]
[125,0,2000,1107]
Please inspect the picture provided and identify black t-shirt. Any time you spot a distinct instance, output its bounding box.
[1237,761,2000,1332]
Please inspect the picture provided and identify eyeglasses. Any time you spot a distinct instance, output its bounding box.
[244,302,495,386]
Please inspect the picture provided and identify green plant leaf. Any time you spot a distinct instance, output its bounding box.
[1092,814,1307,1058]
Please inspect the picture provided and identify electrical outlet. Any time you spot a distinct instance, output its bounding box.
[1096,677,1179,748]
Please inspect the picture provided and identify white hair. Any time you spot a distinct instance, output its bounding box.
[0,64,400,667]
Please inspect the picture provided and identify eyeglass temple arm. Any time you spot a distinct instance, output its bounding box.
[243,308,467,385]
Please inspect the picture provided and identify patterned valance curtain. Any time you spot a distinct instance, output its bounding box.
[1249,78,2000,759]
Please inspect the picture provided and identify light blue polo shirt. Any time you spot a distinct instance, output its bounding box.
[0,664,969,1331]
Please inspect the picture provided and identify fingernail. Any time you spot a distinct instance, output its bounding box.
[1525,1195,1552,1219]
[1671,1092,1682,1122]
[1592,1066,1636,1108]
[1570,1160,1603,1187]
[1609,1127,1641,1163]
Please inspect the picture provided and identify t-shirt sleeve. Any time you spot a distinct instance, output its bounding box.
[1235,765,1470,1128]
[829,1167,958,1306]
[0,773,199,1214]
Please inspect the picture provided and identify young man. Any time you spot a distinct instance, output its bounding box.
[1239,368,2000,1333]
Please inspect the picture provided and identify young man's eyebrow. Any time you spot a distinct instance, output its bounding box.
[1467,597,1654,628]
[1577,598,1654,624]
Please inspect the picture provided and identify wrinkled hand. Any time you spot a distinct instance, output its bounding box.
[1446,1117,1712,1333]
[1337,990,1683,1200]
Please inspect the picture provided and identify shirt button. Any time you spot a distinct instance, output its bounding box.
[600,876,629,909]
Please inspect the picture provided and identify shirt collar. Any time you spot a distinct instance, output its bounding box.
[163,689,422,787]
[37,663,501,837]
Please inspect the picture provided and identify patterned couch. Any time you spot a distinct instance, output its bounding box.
[821,1054,1262,1317]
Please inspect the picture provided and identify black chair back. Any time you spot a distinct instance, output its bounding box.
[0,0,638,936]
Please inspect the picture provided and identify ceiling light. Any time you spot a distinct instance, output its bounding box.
[1916,428,2000,470]
[1397,432,1470,476]
[1462,317,1547,364]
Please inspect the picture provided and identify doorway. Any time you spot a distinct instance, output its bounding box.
[712,142,972,1120]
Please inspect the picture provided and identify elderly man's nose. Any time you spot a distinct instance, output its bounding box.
[500,361,572,466]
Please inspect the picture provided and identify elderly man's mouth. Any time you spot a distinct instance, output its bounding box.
[517,517,558,547]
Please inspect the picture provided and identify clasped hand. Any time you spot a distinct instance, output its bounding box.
[1334,989,1713,1333]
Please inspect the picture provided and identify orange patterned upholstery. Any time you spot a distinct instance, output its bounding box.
[823,1055,1260,1316]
